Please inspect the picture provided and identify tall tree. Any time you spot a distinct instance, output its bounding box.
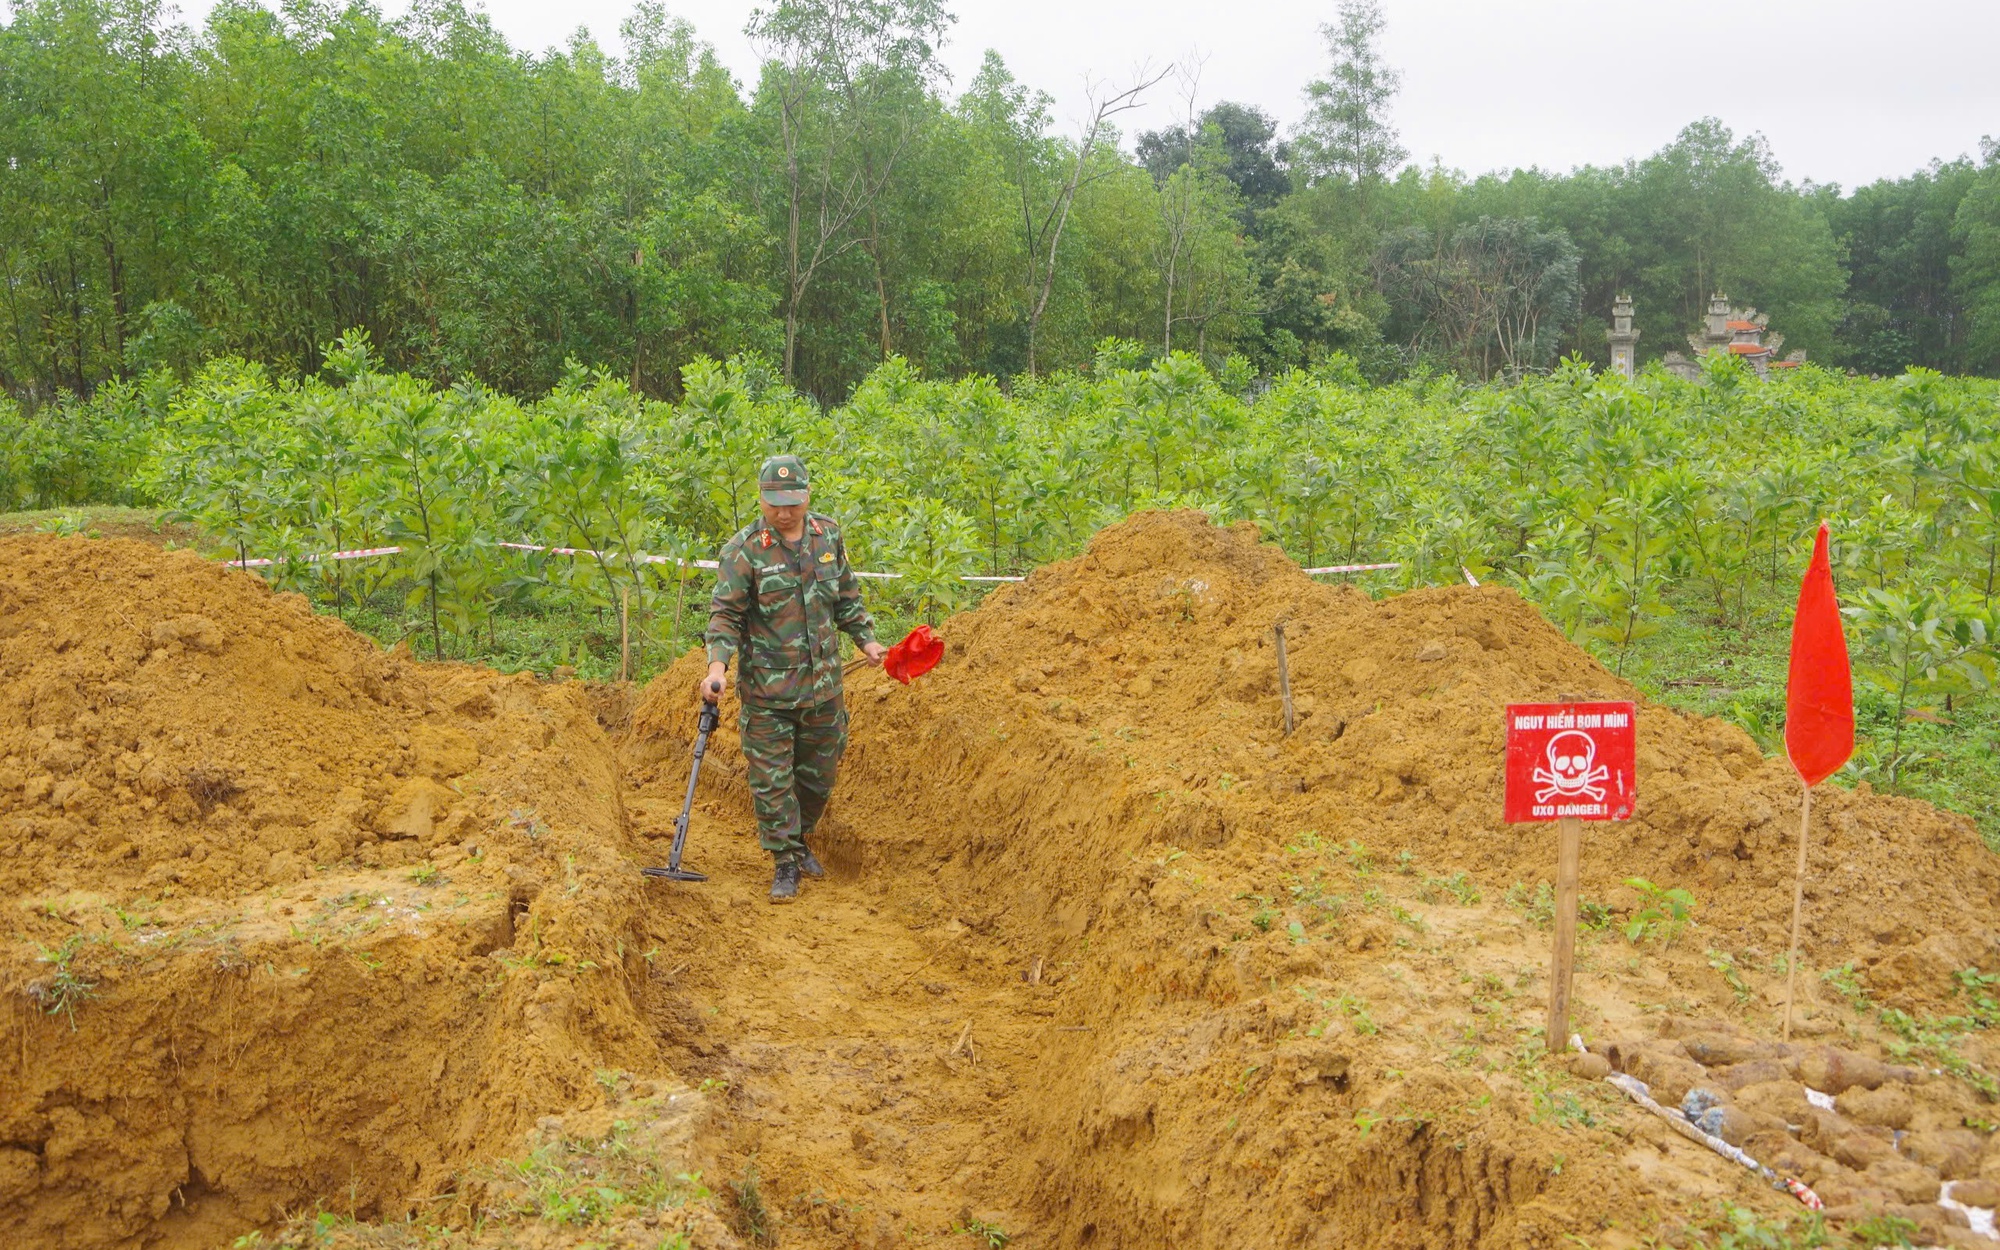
[1139,101,1289,218]
[1290,0,1405,187]
[746,0,951,384]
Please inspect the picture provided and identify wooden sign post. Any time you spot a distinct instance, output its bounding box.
[1546,812,1583,1054]
[1504,701,1638,1053]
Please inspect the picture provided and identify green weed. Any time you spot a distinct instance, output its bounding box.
[1285,830,1329,856]
[1686,1203,1835,1249]
[1286,872,1346,919]
[30,935,97,1030]
[1706,949,1753,1005]
[1417,871,1480,905]
[1822,963,2000,1099]
[1525,1070,1596,1130]
[731,1159,771,1245]
[1821,961,1865,1004]
[34,511,97,537]
[1507,881,1556,927]
[508,807,550,840]
[1623,878,1696,947]
[953,1217,1013,1248]
[1844,1213,1918,1248]
[1334,993,1378,1035]
[1956,965,2000,1027]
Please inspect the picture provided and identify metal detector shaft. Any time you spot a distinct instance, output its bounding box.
[642,702,720,882]
[668,703,718,867]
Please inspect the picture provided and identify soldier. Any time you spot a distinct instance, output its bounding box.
[701,454,885,902]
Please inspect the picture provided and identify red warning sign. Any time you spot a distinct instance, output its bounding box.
[1504,702,1637,822]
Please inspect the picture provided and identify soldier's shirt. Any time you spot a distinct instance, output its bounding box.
[705,513,877,708]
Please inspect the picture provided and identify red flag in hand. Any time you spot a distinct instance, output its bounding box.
[882,625,945,684]
[1785,522,1854,786]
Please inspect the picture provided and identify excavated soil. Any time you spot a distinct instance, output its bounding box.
[0,537,660,1248]
[9,513,2000,1250]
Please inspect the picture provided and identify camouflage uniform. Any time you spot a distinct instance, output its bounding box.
[706,477,876,862]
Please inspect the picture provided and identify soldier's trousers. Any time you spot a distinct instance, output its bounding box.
[739,696,848,859]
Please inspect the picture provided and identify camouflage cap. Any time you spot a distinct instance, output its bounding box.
[758,454,810,506]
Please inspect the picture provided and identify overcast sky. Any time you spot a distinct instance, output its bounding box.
[62,0,2000,189]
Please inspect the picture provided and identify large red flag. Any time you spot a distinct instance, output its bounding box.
[1784,522,1854,786]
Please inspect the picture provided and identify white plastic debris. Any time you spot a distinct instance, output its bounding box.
[1941,1180,1999,1241]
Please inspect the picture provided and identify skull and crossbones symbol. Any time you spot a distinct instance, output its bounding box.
[1534,730,1609,802]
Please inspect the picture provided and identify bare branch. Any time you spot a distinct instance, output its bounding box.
[1020,62,1173,374]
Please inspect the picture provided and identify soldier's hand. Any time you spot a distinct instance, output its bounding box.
[861,641,888,666]
[701,662,727,704]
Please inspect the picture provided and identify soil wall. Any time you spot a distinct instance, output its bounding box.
[0,537,664,1247]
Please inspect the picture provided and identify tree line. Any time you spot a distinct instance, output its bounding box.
[5,0,2000,407]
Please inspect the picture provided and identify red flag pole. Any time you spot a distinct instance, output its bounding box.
[1780,521,1855,1041]
[1783,781,1811,1041]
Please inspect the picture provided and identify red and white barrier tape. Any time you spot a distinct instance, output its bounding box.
[229,546,404,569]
[1302,562,1401,575]
[230,540,1029,582]
[497,540,724,571]
[230,541,1388,586]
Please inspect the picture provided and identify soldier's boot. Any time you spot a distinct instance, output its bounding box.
[800,846,826,879]
[769,856,801,904]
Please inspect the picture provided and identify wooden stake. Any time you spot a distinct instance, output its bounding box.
[618,585,631,683]
[1545,814,1583,1054]
[1783,779,1812,1042]
[1274,622,1295,736]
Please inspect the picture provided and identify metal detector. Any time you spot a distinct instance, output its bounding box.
[642,702,719,883]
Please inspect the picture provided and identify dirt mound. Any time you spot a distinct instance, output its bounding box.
[630,511,2000,1248]
[0,534,436,900]
[901,513,1998,989]
[1,537,666,1249]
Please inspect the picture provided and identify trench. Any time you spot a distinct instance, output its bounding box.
[627,779,1561,1250]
